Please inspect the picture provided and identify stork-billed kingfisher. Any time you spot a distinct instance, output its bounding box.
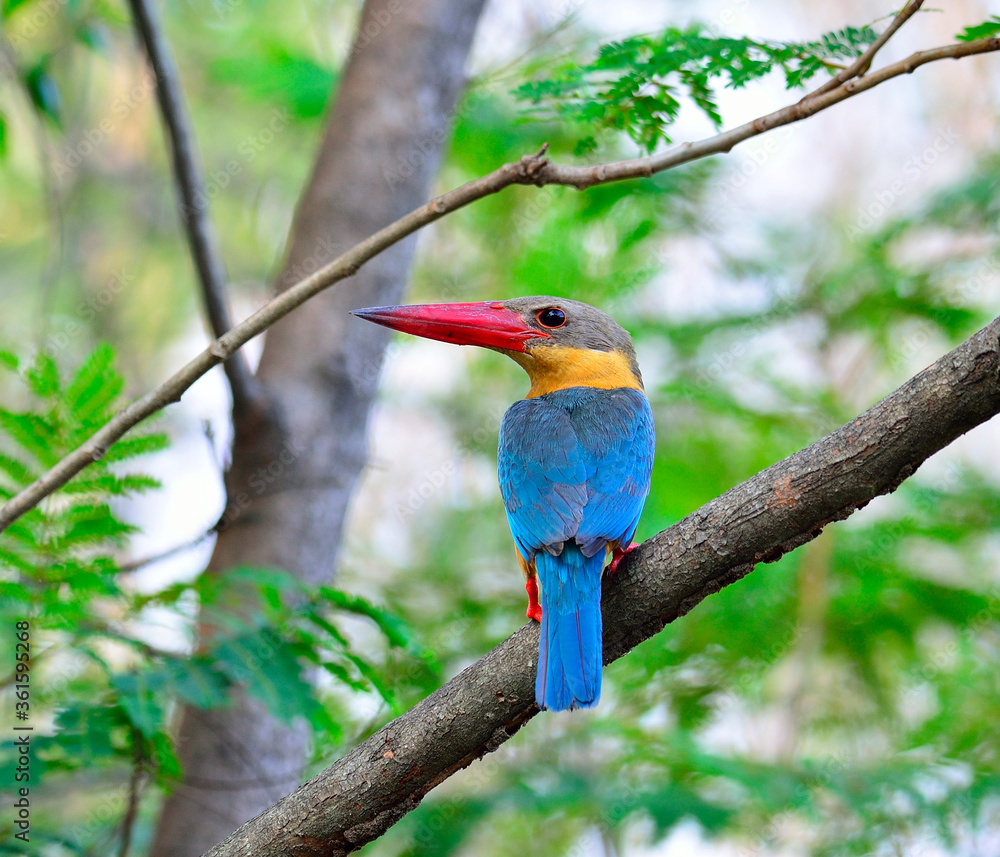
[352,297,655,711]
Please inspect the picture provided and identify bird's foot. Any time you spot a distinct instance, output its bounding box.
[608,542,639,575]
[525,577,542,622]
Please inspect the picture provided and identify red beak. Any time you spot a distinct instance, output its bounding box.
[351,301,549,353]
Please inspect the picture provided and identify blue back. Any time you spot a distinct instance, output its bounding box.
[499,386,655,560]
[498,386,655,709]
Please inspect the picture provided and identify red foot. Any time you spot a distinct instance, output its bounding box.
[525,577,542,622]
[608,542,640,575]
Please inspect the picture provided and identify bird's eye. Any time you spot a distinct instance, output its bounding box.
[536,308,566,329]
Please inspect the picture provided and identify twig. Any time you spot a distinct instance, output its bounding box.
[808,0,925,99]
[125,0,257,416]
[118,731,146,857]
[203,312,1000,857]
[118,530,214,573]
[0,35,998,535]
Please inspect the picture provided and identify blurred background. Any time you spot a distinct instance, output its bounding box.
[2,0,999,855]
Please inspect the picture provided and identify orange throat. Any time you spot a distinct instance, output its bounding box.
[510,345,643,398]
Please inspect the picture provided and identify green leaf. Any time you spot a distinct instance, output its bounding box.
[343,651,396,708]
[103,431,170,462]
[514,22,876,152]
[64,342,116,420]
[208,45,334,118]
[0,409,59,465]
[0,452,37,486]
[149,731,181,781]
[303,609,350,649]
[213,632,305,719]
[163,657,232,709]
[110,672,166,739]
[24,350,60,397]
[75,20,111,54]
[60,472,161,496]
[956,16,1000,42]
[318,660,368,692]
[50,703,127,765]
[24,62,62,124]
[1,0,34,17]
[318,586,416,651]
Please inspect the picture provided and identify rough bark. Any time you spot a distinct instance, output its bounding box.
[148,2,486,855]
[203,316,1000,857]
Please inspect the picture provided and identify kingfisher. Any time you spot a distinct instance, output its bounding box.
[352,297,655,711]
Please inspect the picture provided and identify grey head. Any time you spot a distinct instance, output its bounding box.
[501,296,642,384]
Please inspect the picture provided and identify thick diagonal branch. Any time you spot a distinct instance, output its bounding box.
[0,35,997,533]
[202,316,1000,857]
[126,0,257,415]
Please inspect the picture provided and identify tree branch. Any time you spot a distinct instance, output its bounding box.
[202,314,1000,857]
[807,0,924,98]
[0,35,997,534]
[125,0,258,416]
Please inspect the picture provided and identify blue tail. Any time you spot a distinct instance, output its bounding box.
[535,542,605,711]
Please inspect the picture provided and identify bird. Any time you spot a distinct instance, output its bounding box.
[352,296,655,711]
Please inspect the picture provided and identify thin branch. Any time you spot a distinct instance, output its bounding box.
[203,314,1000,857]
[1,35,998,535]
[807,0,924,99]
[117,530,214,573]
[125,0,257,416]
[118,731,146,857]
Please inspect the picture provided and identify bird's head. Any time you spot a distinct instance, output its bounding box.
[351,296,643,397]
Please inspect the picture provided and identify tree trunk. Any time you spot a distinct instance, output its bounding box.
[149,2,487,854]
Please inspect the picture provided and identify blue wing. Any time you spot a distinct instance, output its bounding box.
[498,387,655,561]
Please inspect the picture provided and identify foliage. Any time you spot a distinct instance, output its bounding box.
[514,24,877,154]
[0,345,424,855]
[957,15,1000,42]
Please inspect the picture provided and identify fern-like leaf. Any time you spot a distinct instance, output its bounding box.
[514,22,878,153]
